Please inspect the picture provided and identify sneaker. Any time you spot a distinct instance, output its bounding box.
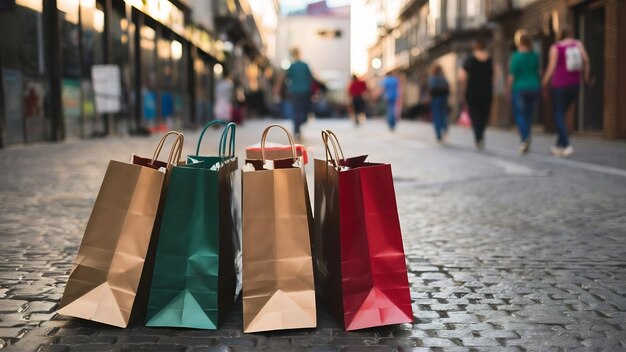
[442,130,449,142]
[518,141,529,155]
[551,146,563,157]
[476,140,485,150]
[561,145,574,157]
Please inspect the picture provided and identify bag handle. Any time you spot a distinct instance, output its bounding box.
[260,124,296,163]
[218,122,236,160]
[321,129,345,169]
[151,131,184,168]
[195,120,236,157]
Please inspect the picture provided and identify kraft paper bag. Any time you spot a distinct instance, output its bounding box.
[241,124,316,333]
[58,131,184,328]
[314,130,413,331]
[146,120,240,329]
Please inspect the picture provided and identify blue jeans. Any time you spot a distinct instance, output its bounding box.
[386,98,397,130]
[512,89,540,142]
[291,92,311,135]
[551,85,579,148]
[430,96,448,140]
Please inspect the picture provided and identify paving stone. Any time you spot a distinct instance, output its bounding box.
[188,347,231,352]
[342,346,394,352]
[68,345,119,352]
[0,300,28,314]
[58,335,117,345]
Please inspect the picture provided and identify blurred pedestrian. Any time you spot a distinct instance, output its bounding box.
[348,74,368,126]
[428,64,450,142]
[508,30,541,154]
[214,74,233,121]
[459,38,494,150]
[285,47,313,139]
[541,26,590,157]
[381,70,400,131]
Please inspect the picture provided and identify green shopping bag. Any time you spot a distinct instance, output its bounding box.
[146,120,240,329]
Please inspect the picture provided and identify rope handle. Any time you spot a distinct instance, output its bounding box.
[195,120,236,158]
[321,129,345,170]
[260,124,297,163]
[151,131,184,168]
[218,122,236,160]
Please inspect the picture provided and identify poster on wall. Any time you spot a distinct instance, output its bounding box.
[92,64,121,114]
[23,79,46,142]
[62,78,81,138]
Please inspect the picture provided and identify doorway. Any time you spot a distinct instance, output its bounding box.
[578,3,605,131]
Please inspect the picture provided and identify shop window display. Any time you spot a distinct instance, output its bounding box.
[0,1,47,144]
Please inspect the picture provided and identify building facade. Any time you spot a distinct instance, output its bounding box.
[368,0,626,140]
[487,0,626,139]
[276,2,351,105]
[0,0,270,147]
[368,0,491,119]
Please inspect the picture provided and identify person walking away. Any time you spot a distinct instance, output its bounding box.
[508,31,541,154]
[285,47,312,139]
[381,71,400,131]
[541,26,590,157]
[348,74,368,126]
[428,65,450,142]
[214,74,234,121]
[459,38,494,150]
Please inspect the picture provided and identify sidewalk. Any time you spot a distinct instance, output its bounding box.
[404,119,626,171]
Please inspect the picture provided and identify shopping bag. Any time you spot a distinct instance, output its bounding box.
[58,131,184,328]
[241,124,316,333]
[145,120,240,329]
[314,130,413,331]
[457,106,472,127]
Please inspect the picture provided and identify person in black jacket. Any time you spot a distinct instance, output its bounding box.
[459,38,494,150]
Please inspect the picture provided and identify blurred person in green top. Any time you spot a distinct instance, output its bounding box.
[285,47,312,139]
[508,30,541,154]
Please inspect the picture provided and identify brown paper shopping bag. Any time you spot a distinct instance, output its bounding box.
[241,124,316,333]
[58,131,184,328]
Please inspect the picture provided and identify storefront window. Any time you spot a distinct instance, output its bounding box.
[110,5,132,134]
[0,1,47,144]
[140,25,158,127]
[58,0,82,138]
[193,55,212,124]
[80,0,106,137]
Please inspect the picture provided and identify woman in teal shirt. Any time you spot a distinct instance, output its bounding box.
[508,31,541,154]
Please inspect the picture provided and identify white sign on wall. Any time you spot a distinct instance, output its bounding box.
[92,65,121,114]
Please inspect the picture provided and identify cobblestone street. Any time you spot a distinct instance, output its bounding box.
[1,118,625,351]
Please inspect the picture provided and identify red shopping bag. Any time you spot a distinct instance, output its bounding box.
[457,107,472,128]
[313,130,413,331]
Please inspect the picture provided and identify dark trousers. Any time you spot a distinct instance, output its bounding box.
[291,92,311,135]
[551,85,579,148]
[466,94,492,143]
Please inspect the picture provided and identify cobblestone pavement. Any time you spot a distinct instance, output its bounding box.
[1,118,625,351]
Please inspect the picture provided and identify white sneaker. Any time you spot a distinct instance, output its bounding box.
[518,141,530,155]
[551,146,563,157]
[561,145,574,157]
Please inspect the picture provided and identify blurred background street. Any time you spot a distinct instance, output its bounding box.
[1,119,626,351]
[1,0,626,350]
